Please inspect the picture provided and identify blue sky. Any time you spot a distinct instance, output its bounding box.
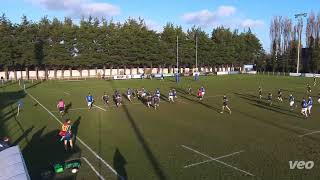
[1,0,319,52]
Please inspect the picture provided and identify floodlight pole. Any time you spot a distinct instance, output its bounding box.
[295,13,307,73]
[195,35,198,71]
[176,36,179,73]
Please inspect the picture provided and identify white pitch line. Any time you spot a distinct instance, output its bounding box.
[292,126,312,132]
[181,145,255,177]
[299,130,320,137]
[51,102,144,112]
[51,107,97,112]
[184,150,244,168]
[177,100,189,104]
[27,92,124,180]
[64,92,71,95]
[82,157,105,180]
[93,104,107,111]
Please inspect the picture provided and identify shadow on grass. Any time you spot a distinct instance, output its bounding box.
[121,104,167,179]
[234,93,301,119]
[72,116,81,145]
[113,148,127,180]
[174,87,220,113]
[23,127,82,180]
[65,102,72,114]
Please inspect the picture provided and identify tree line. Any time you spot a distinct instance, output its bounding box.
[0,14,263,70]
[266,12,320,73]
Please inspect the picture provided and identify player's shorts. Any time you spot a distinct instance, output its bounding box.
[127,95,131,98]
[156,94,160,97]
[64,132,72,141]
[307,105,312,111]
[289,101,294,106]
[302,108,307,112]
[59,107,65,112]
[201,92,205,96]
[318,98,320,103]
[87,102,93,107]
[169,96,174,100]
[142,93,146,97]
[223,102,228,106]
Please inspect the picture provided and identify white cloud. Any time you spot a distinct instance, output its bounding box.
[181,5,264,29]
[240,19,265,28]
[181,6,236,26]
[216,6,236,17]
[145,20,163,32]
[182,9,216,25]
[29,0,120,18]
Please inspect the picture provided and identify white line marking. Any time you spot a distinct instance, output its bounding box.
[292,126,312,132]
[52,107,97,112]
[177,100,189,104]
[184,150,244,168]
[26,92,123,180]
[181,145,255,177]
[64,92,71,95]
[299,130,320,137]
[82,157,105,180]
[51,102,144,112]
[93,104,107,111]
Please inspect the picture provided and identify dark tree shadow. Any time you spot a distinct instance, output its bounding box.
[12,126,34,146]
[25,80,42,90]
[235,93,302,118]
[160,93,168,102]
[72,116,81,145]
[113,148,127,180]
[121,104,167,180]
[23,127,82,180]
[173,87,220,113]
[65,102,72,113]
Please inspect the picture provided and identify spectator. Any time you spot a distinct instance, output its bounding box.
[0,137,10,152]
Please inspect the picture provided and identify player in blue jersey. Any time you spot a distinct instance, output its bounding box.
[301,98,308,118]
[307,96,313,116]
[86,93,94,109]
[172,89,177,99]
[220,95,231,114]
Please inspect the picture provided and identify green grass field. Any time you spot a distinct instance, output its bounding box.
[1,74,320,180]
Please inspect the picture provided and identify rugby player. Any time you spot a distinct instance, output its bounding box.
[258,86,262,99]
[59,119,73,151]
[220,95,231,114]
[267,92,272,106]
[102,92,109,106]
[289,94,295,111]
[301,98,308,118]
[307,96,313,116]
[86,93,94,109]
[277,89,283,102]
[168,90,174,102]
[307,84,311,94]
[127,88,132,102]
[57,99,65,116]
